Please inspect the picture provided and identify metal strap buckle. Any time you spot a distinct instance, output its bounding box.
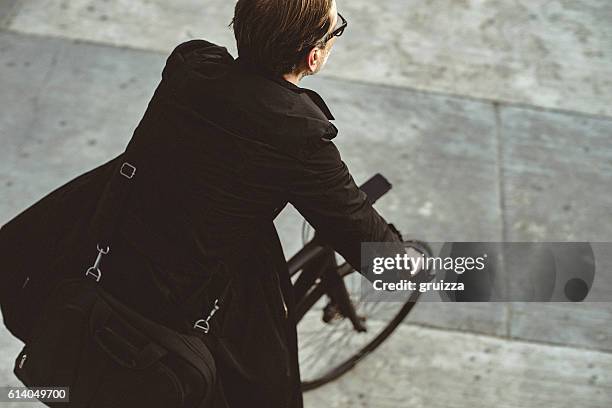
[193,299,220,334]
[85,244,110,282]
[120,162,136,179]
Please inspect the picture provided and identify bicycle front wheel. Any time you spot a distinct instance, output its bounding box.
[297,250,428,391]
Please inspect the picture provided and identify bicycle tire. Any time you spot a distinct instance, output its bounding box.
[299,240,433,391]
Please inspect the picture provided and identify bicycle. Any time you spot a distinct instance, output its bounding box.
[280,173,434,391]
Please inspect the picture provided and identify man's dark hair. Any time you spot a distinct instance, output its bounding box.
[229,0,333,77]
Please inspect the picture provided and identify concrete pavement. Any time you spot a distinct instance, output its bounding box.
[1,1,611,407]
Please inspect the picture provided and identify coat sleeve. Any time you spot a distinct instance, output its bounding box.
[286,140,403,273]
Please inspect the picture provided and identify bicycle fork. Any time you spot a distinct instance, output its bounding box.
[321,250,367,333]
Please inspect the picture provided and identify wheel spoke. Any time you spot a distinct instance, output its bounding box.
[298,241,431,390]
[298,270,408,385]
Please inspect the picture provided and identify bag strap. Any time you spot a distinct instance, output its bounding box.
[85,138,231,335]
[88,133,145,253]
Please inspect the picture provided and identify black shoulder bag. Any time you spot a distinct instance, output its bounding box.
[11,140,230,407]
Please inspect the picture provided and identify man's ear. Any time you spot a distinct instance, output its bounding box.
[306,47,321,73]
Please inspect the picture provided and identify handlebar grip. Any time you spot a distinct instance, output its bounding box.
[359,174,392,205]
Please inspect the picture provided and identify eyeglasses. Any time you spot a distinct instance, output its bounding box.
[321,12,347,44]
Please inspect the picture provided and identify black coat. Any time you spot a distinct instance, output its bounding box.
[75,40,402,407]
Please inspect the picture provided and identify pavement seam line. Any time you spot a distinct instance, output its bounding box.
[403,320,612,356]
[493,102,513,338]
[3,27,612,123]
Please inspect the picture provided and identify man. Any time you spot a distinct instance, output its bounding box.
[111,0,403,406]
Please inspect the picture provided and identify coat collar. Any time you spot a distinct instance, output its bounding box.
[233,57,335,121]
